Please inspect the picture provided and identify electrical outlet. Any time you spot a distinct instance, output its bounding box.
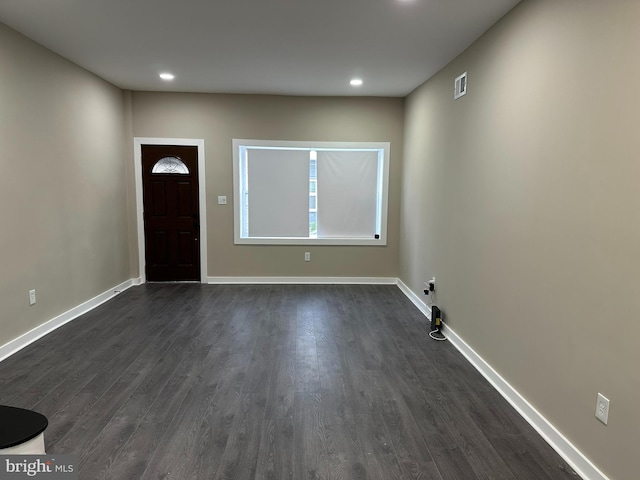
[595,393,610,425]
[304,252,311,262]
[425,277,436,292]
[29,289,36,305]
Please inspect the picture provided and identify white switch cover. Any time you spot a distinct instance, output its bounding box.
[29,289,36,305]
[304,252,311,262]
[595,393,610,425]
[218,196,227,205]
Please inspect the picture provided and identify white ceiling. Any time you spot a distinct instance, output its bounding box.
[0,0,521,97]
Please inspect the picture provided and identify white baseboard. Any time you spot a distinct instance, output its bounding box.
[207,276,398,285]
[397,279,432,319]
[0,275,608,480]
[0,278,136,363]
[397,280,609,480]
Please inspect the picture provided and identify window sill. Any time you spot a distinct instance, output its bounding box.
[234,237,387,246]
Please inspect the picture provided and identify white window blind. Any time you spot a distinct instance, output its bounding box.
[233,139,389,245]
[246,148,310,237]
[316,150,379,238]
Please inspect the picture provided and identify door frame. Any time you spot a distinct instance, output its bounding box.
[134,137,207,283]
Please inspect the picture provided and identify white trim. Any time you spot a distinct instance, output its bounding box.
[228,237,388,246]
[208,276,398,285]
[443,325,609,480]
[397,281,610,480]
[232,139,390,246]
[397,279,432,319]
[0,279,135,363]
[133,138,208,283]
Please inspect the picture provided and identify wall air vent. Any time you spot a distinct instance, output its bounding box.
[454,71,467,100]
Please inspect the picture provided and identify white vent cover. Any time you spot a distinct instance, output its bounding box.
[454,71,467,100]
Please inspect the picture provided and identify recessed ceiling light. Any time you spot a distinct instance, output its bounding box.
[350,78,363,87]
[159,72,175,81]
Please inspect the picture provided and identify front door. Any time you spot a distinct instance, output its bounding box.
[142,145,200,281]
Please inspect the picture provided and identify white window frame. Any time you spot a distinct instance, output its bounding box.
[232,139,390,246]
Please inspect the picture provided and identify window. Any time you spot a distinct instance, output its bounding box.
[233,139,390,245]
[151,156,189,174]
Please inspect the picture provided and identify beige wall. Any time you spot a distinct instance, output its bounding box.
[131,93,404,278]
[5,2,635,476]
[400,1,640,479]
[0,23,130,347]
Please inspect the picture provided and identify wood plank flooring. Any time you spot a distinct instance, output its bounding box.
[0,284,580,479]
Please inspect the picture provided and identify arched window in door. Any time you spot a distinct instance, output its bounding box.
[151,156,189,174]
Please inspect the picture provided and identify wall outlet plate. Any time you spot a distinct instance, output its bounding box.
[29,289,36,305]
[595,393,610,425]
[304,252,311,262]
[217,195,227,205]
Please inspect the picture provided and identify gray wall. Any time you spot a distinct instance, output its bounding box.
[131,92,404,278]
[400,1,639,479]
[0,23,130,347]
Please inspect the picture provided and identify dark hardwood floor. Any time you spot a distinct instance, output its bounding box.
[0,284,580,479]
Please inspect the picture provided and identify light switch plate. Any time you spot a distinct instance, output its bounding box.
[217,196,227,205]
[595,393,610,425]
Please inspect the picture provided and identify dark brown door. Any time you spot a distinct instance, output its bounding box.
[142,145,200,281]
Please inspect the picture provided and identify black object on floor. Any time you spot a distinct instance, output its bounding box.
[0,404,48,449]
